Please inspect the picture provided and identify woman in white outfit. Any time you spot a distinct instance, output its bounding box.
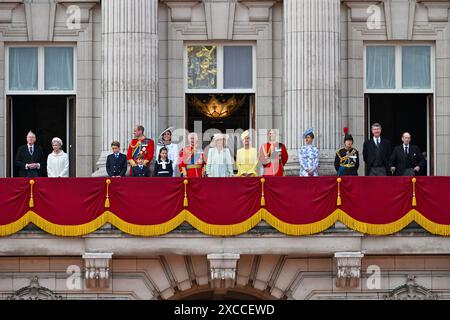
[47,137,69,177]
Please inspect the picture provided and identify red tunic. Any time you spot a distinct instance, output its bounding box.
[259,142,288,176]
[178,145,205,178]
[126,137,155,173]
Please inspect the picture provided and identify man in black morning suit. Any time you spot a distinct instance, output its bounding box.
[363,123,391,176]
[389,132,425,176]
[15,131,46,177]
[106,141,127,177]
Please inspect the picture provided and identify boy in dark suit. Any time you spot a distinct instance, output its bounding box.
[15,131,46,177]
[106,141,127,177]
[132,154,150,177]
[389,132,425,176]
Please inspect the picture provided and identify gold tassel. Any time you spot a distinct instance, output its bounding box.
[183,179,189,207]
[260,178,266,207]
[29,179,35,208]
[105,179,111,208]
[412,177,417,207]
[336,177,342,206]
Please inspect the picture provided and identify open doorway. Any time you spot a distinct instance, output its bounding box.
[7,95,76,177]
[366,93,433,175]
[186,93,255,149]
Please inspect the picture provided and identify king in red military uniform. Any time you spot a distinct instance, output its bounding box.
[126,125,155,175]
[178,132,205,178]
[259,129,289,176]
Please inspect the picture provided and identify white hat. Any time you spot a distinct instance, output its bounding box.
[210,133,228,148]
[51,137,63,146]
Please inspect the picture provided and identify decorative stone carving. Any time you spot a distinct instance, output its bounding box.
[241,1,276,21]
[422,1,450,22]
[83,252,113,288]
[164,1,200,22]
[207,253,240,289]
[24,0,57,41]
[385,274,438,300]
[7,276,63,300]
[334,252,364,288]
[204,0,237,39]
[0,1,21,24]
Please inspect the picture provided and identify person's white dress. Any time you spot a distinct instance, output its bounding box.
[47,151,69,177]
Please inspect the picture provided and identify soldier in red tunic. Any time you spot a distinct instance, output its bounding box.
[259,129,289,176]
[126,125,155,175]
[178,132,205,178]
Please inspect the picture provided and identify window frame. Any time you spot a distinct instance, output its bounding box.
[184,42,256,94]
[5,44,77,95]
[364,42,434,94]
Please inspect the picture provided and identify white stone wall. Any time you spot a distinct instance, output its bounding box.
[1,255,449,300]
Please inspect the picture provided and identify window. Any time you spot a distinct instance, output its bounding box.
[402,46,431,89]
[7,45,76,93]
[9,48,38,90]
[365,44,433,93]
[45,47,74,90]
[186,43,255,93]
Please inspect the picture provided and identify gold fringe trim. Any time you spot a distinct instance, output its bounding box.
[186,210,262,236]
[0,209,449,237]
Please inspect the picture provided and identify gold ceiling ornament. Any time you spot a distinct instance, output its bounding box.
[191,95,246,119]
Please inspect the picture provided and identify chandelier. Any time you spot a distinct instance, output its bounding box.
[191,95,246,119]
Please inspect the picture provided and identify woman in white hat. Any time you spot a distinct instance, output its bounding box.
[236,130,258,177]
[205,133,234,177]
[298,128,319,177]
[156,127,178,176]
[46,137,69,177]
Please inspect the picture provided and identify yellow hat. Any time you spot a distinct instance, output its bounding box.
[241,130,250,140]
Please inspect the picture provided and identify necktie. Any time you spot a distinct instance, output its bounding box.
[29,146,33,155]
[377,138,380,147]
[115,154,119,160]
[405,146,408,155]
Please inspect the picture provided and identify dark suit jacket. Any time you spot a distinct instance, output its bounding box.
[132,165,150,177]
[106,153,127,177]
[389,144,425,176]
[15,144,46,177]
[363,137,391,175]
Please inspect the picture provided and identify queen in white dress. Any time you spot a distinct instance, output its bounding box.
[298,128,319,177]
[47,137,69,177]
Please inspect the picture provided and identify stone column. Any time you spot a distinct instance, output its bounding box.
[93,0,159,176]
[283,0,341,175]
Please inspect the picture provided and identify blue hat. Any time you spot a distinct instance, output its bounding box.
[303,128,314,138]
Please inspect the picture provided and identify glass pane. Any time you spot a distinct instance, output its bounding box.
[402,46,431,89]
[187,45,217,89]
[45,47,74,90]
[366,46,395,89]
[9,47,38,90]
[224,46,253,89]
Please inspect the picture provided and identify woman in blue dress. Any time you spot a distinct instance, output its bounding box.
[298,128,319,176]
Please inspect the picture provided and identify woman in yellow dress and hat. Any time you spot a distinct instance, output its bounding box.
[236,130,258,177]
